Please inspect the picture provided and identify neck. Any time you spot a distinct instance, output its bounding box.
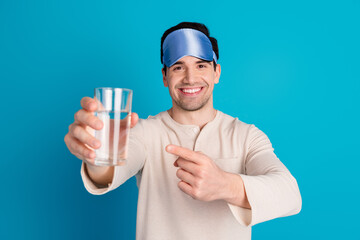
[167,101,217,130]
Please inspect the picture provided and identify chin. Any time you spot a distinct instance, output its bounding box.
[177,100,210,112]
[171,93,212,112]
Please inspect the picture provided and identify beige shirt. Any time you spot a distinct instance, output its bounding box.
[81,110,302,240]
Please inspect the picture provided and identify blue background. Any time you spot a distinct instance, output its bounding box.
[1,0,359,239]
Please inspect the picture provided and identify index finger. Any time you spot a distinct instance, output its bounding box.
[80,97,97,112]
[166,145,202,163]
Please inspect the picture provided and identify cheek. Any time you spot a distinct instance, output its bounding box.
[167,82,178,95]
[167,76,181,89]
[204,74,216,87]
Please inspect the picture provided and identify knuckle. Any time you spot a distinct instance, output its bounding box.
[74,111,80,121]
[198,155,206,162]
[175,159,182,167]
[81,145,89,158]
[68,123,73,132]
[201,155,209,162]
[193,179,199,188]
[68,146,76,156]
[194,178,203,188]
[74,153,83,161]
[197,178,204,188]
[197,169,206,179]
[64,134,72,148]
[68,139,77,153]
[85,114,96,126]
[75,151,86,161]
[185,153,192,159]
[73,125,83,138]
[81,97,88,106]
[84,113,92,123]
[81,97,91,107]
[195,151,205,159]
[176,169,182,178]
[192,188,201,199]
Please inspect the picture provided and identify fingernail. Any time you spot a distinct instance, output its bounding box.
[166,145,173,151]
[92,140,99,148]
[90,102,96,108]
[96,121,102,129]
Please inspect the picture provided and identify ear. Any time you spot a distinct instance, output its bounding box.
[162,68,168,87]
[214,64,221,84]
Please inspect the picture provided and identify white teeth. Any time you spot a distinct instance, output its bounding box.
[182,88,201,93]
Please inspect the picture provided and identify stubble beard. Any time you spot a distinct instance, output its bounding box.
[173,92,212,112]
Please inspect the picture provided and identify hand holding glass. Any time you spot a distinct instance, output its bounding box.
[91,87,132,166]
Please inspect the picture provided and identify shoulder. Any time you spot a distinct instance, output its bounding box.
[141,111,167,126]
[217,111,270,142]
[131,111,167,135]
[217,110,252,132]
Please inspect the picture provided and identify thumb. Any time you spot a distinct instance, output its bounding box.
[130,112,139,128]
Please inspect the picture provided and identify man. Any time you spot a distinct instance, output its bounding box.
[64,22,302,239]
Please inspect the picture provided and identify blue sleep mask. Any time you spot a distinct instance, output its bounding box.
[162,28,218,67]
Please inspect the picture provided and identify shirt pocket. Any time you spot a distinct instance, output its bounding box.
[213,157,244,174]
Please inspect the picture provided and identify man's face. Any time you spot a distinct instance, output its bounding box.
[162,56,221,111]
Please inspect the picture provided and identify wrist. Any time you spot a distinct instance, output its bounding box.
[222,172,251,209]
[84,161,114,186]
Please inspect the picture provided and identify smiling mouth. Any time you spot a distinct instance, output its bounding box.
[178,87,204,96]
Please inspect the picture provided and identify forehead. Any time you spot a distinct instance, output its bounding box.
[172,56,212,65]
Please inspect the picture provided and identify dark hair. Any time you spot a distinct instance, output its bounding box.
[161,22,219,74]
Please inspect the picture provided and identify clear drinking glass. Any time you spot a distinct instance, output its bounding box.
[92,87,132,166]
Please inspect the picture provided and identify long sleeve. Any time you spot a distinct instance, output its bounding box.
[81,119,147,195]
[227,124,302,226]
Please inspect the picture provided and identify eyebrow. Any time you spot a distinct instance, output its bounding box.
[196,60,212,65]
[172,60,212,66]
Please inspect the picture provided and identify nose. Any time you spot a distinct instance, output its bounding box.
[183,67,196,85]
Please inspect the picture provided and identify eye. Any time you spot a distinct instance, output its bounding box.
[172,66,182,71]
[198,64,206,69]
